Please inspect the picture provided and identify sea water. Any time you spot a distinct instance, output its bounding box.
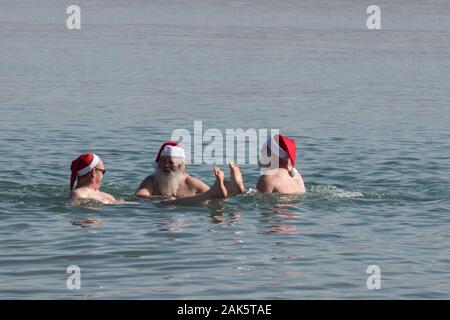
[0,0,450,299]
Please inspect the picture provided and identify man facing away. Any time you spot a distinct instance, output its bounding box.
[69,152,118,204]
[256,134,306,194]
[135,142,210,198]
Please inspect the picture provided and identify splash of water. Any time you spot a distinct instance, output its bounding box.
[308,185,364,198]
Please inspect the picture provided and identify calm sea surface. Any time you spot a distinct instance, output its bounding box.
[1,0,450,299]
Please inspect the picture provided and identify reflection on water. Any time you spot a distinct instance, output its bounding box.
[255,194,304,235]
[209,208,241,225]
[71,217,103,228]
[260,206,301,235]
[278,271,302,279]
[66,198,105,208]
[269,224,298,235]
[157,217,188,233]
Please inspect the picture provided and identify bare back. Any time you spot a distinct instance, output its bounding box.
[70,187,117,204]
[256,169,305,194]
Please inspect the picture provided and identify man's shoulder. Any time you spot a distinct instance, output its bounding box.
[99,191,117,201]
[71,188,89,199]
[182,172,198,180]
[136,175,154,194]
[140,175,154,185]
[258,173,277,183]
[136,175,154,197]
[185,174,209,191]
[256,173,276,193]
[185,174,200,183]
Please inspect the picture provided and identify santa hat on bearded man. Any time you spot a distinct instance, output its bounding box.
[267,134,297,166]
[70,152,100,191]
[153,142,186,168]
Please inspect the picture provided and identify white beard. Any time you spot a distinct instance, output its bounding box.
[152,168,185,196]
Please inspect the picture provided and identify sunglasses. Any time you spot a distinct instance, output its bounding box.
[95,168,106,175]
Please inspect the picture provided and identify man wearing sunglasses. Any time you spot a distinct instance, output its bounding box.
[69,152,118,204]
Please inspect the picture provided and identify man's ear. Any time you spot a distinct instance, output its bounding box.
[91,169,97,179]
[288,159,293,168]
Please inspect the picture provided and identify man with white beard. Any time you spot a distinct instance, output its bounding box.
[135,142,210,198]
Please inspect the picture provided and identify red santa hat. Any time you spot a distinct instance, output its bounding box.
[267,134,297,166]
[153,142,186,168]
[70,152,100,191]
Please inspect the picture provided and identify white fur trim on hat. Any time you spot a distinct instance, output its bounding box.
[152,145,186,168]
[161,145,185,159]
[77,153,100,176]
[267,136,288,159]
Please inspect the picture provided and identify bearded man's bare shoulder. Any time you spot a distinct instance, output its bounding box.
[185,175,209,191]
[184,175,198,185]
[141,175,155,186]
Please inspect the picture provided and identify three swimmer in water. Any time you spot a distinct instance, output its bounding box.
[69,134,305,205]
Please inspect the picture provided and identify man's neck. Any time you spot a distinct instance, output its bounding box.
[76,180,99,191]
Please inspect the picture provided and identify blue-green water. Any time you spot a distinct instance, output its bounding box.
[1,0,450,299]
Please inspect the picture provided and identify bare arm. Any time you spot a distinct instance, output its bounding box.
[160,192,211,206]
[101,192,120,204]
[135,176,154,198]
